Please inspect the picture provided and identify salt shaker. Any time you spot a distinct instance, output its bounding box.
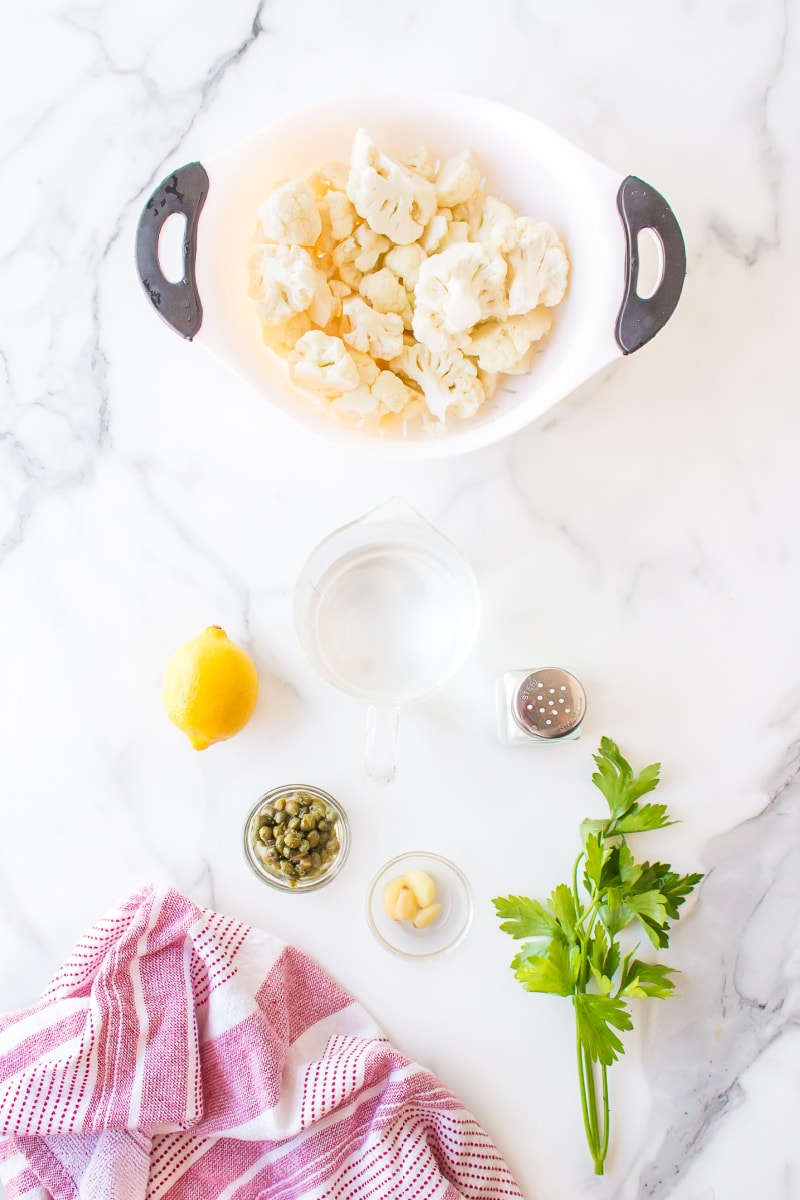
[497,668,586,745]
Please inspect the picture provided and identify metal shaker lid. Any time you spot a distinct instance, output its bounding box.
[511,668,586,740]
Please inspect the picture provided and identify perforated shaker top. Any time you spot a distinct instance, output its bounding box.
[511,668,586,740]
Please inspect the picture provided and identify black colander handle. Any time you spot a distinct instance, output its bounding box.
[615,175,686,355]
[135,162,209,341]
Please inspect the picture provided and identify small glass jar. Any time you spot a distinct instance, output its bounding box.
[243,784,350,892]
[497,668,586,745]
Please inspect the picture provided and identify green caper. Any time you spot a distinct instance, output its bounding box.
[284,798,299,816]
[307,830,320,848]
[272,796,286,812]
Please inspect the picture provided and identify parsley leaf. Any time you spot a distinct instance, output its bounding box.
[493,895,560,941]
[547,883,579,944]
[514,940,577,997]
[573,993,632,1065]
[591,737,661,820]
[618,956,677,999]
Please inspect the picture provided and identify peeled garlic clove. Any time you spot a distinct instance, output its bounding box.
[402,869,436,908]
[393,885,419,922]
[412,902,442,929]
[382,876,407,918]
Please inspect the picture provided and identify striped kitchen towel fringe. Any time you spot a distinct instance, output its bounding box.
[0,885,524,1200]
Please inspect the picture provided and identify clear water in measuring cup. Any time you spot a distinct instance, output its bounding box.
[306,541,474,702]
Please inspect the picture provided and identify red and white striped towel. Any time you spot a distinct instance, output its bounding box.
[0,885,524,1200]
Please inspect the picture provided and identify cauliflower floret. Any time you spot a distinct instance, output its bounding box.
[307,270,336,328]
[259,311,312,351]
[348,348,381,387]
[413,242,507,353]
[384,243,427,288]
[336,262,363,290]
[258,179,322,247]
[441,220,471,249]
[347,128,437,245]
[314,189,356,256]
[400,145,438,181]
[371,369,417,413]
[329,278,352,302]
[436,150,482,207]
[329,389,379,419]
[468,308,553,373]
[330,367,419,421]
[492,218,569,313]
[478,370,501,401]
[463,193,516,242]
[359,267,410,317]
[250,244,317,325]
[419,209,452,254]
[342,296,405,360]
[333,223,391,277]
[319,189,356,243]
[392,342,485,424]
[290,331,360,396]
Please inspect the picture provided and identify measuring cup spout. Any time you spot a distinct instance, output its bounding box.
[359,497,427,527]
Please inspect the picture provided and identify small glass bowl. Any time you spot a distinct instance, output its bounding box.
[366,851,473,959]
[243,784,350,892]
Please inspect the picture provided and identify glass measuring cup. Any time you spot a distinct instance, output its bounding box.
[293,498,480,784]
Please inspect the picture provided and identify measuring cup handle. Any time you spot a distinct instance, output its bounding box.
[365,704,400,785]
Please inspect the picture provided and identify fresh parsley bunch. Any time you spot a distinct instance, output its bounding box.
[493,737,702,1176]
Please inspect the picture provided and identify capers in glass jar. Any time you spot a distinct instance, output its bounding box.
[246,787,346,889]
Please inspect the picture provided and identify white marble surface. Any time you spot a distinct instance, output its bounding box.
[2,1,800,1197]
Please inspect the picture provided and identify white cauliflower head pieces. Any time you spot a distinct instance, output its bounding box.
[492,217,569,314]
[347,128,438,246]
[250,244,318,325]
[342,296,405,360]
[290,331,360,396]
[392,342,485,424]
[258,179,322,247]
[435,150,482,207]
[468,308,553,373]
[413,242,507,353]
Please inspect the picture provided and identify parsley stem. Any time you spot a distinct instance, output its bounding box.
[571,851,584,906]
[582,1044,604,1172]
[575,1013,598,1162]
[599,1062,610,1167]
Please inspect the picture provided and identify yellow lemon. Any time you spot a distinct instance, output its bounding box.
[162,626,259,750]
